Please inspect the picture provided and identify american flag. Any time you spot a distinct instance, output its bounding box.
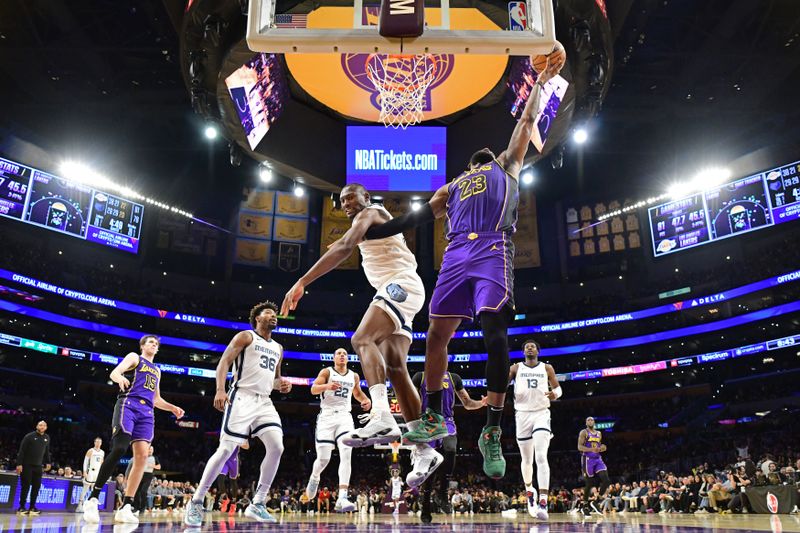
[275,14,308,28]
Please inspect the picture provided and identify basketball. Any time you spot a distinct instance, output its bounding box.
[531,40,566,74]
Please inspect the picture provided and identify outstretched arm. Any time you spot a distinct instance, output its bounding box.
[364,182,450,240]
[281,208,383,315]
[497,54,565,177]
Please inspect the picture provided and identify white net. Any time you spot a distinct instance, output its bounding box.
[366,54,436,128]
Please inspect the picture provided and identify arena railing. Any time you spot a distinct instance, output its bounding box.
[2,266,799,340]
[1,327,797,385]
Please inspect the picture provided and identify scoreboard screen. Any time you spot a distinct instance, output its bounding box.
[649,158,800,256]
[0,156,144,253]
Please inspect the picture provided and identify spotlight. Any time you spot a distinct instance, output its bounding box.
[204,125,218,139]
[573,128,588,144]
[668,182,692,199]
[691,167,731,189]
[372,195,383,201]
[293,184,305,197]
[521,169,534,185]
[259,166,272,183]
[410,201,421,211]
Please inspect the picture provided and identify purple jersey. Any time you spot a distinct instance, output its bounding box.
[119,356,160,407]
[420,372,456,419]
[583,429,603,459]
[445,160,519,240]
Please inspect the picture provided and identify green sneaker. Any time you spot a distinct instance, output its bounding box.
[478,426,506,479]
[402,408,449,443]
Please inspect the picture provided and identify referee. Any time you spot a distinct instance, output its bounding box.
[16,420,52,514]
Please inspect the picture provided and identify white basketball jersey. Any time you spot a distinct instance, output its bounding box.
[320,367,355,412]
[514,362,550,412]
[392,478,403,496]
[357,205,419,289]
[86,448,104,480]
[231,331,282,394]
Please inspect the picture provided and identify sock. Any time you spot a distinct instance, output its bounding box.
[426,389,443,415]
[124,496,134,507]
[339,488,348,499]
[486,404,503,427]
[369,384,390,413]
[525,484,534,493]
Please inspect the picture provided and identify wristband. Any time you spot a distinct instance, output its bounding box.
[552,386,562,399]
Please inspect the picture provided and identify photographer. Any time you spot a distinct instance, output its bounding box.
[726,466,751,514]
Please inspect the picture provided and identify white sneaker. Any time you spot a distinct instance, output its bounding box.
[526,489,538,518]
[342,411,401,447]
[114,504,139,524]
[306,477,320,499]
[335,498,356,513]
[83,498,100,524]
[405,446,443,488]
[536,503,549,521]
[245,503,276,522]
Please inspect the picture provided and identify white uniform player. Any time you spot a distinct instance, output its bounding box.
[281,186,442,490]
[305,348,371,513]
[77,438,104,512]
[185,303,292,526]
[509,339,562,521]
[390,471,404,515]
[356,204,425,340]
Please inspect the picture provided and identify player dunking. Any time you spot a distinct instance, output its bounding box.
[282,185,442,486]
[305,347,372,512]
[184,301,292,526]
[76,438,104,513]
[83,335,185,525]
[509,339,561,520]
[363,58,565,478]
[578,416,610,516]
[413,371,485,520]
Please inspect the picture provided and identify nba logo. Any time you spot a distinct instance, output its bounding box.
[508,1,527,31]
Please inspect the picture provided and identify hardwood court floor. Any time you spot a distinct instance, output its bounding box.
[1,510,798,532]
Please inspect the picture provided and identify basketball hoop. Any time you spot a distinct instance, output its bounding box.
[366,54,436,128]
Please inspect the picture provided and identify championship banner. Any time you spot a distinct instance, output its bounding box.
[234,237,271,266]
[273,216,308,243]
[433,216,449,270]
[320,197,359,270]
[278,242,301,272]
[514,188,541,268]
[237,211,273,240]
[241,188,275,213]
[276,191,310,218]
[747,486,797,514]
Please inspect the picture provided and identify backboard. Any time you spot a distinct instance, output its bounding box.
[246,0,556,55]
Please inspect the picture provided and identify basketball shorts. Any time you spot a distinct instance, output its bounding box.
[112,398,154,443]
[86,469,100,484]
[392,487,402,500]
[371,273,425,340]
[515,409,552,441]
[582,456,608,477]
[315,409,355,449]
[429,232,515,321]
[221,389,282,444]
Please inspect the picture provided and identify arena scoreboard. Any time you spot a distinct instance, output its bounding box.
[0,156,143,253]
[649,159,800,256]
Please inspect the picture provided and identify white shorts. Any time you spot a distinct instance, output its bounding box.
[371,274,425,340]
[315,410,354,449]
[221,389,282,444]
[392,488,402,500]
[515,409,552,441]
[85,471,99,484]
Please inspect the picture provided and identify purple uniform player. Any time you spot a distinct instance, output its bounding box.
[220,449,239,478]
[364,54,566,480]
[83,335,184,525]
[578,417,610,515]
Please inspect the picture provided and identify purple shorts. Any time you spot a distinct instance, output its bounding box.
[429,233,515,321]
[582,456,607,477]
[112,398,154,443]
[221,452,239,478]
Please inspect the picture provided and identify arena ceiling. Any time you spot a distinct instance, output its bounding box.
[0,0,798,217]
